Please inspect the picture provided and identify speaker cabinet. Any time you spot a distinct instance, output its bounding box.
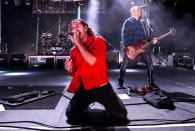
[9,54,27,68]
[0,54,9,67]
[172,53,194,69]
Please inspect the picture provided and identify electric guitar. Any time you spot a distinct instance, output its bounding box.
[125,28,176,60]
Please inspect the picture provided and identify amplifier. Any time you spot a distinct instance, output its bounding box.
[0,54,9,67]
[172,53,194,69]
[9,54,27,68]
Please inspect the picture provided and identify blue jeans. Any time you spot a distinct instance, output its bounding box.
[119,52,154,86]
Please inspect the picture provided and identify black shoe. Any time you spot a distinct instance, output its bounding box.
[117,84,126,89]
[66,119,84,125]
[111,117,131,125]
[119,117,131,124]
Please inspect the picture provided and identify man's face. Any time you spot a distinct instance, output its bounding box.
[71,21,88,40]
[132,8,141,18]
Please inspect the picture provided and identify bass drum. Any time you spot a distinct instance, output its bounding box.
[49,42,64,55]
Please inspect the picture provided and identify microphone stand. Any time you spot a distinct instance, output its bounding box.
[142,6,153,88]
[142,7,152,40]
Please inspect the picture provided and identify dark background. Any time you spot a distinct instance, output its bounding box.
[1,0,195,56]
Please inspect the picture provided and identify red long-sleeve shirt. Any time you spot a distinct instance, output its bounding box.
[67,35,109,93]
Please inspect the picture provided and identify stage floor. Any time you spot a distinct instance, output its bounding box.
[0,67,195,130]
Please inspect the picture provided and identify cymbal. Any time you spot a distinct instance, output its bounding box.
[41,33,52,37]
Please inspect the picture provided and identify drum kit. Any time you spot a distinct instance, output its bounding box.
[39,32,73,55]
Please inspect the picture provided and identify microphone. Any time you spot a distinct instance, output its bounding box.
[140,5,147,9]
[66,31,74,36]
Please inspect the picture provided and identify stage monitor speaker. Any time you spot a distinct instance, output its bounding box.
[143,90,175,110]
[9,54,27,68]
[0,54,9,67]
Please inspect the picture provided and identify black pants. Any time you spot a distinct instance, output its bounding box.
[66,82,127,123]
[119,52,154,86]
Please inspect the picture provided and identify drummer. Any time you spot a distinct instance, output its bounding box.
[58,29,67,43]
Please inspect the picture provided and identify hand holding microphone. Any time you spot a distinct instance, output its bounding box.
[68,30,81,45]
[66,31,74,36]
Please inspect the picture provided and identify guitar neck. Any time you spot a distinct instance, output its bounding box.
[141,31,172,49]
[157,31,172,41]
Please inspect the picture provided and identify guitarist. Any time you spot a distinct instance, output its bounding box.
[118,6,158,89]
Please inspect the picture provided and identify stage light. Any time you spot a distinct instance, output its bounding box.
[25,0,31,5]
[87,0,100,33]
[0,71,7,74]
[13,0,22,6]
[131,1,135,5]
[5,0,9,4]
[109,69,144,73]
[3,72,30,76]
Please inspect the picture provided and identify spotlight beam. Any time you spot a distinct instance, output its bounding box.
[87,0,100,33]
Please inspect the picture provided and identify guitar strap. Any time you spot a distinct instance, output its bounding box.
[141,20,147,41]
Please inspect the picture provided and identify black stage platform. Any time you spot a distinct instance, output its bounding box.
[0,67,195,130]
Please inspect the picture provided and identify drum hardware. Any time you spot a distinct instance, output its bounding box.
[38,33,74,55]
[41,32,52,38]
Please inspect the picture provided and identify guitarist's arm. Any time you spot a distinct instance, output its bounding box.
[146,38,158,50]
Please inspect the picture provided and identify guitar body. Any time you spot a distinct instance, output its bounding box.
[124,28,176,60]
[125,39,146,60]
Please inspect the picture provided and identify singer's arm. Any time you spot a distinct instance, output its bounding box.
[71,32,97,66]
[76,42,97,66]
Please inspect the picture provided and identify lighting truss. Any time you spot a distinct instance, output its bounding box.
[32,0,106,14]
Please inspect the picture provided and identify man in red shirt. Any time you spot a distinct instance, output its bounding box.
[64,19,128,125]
